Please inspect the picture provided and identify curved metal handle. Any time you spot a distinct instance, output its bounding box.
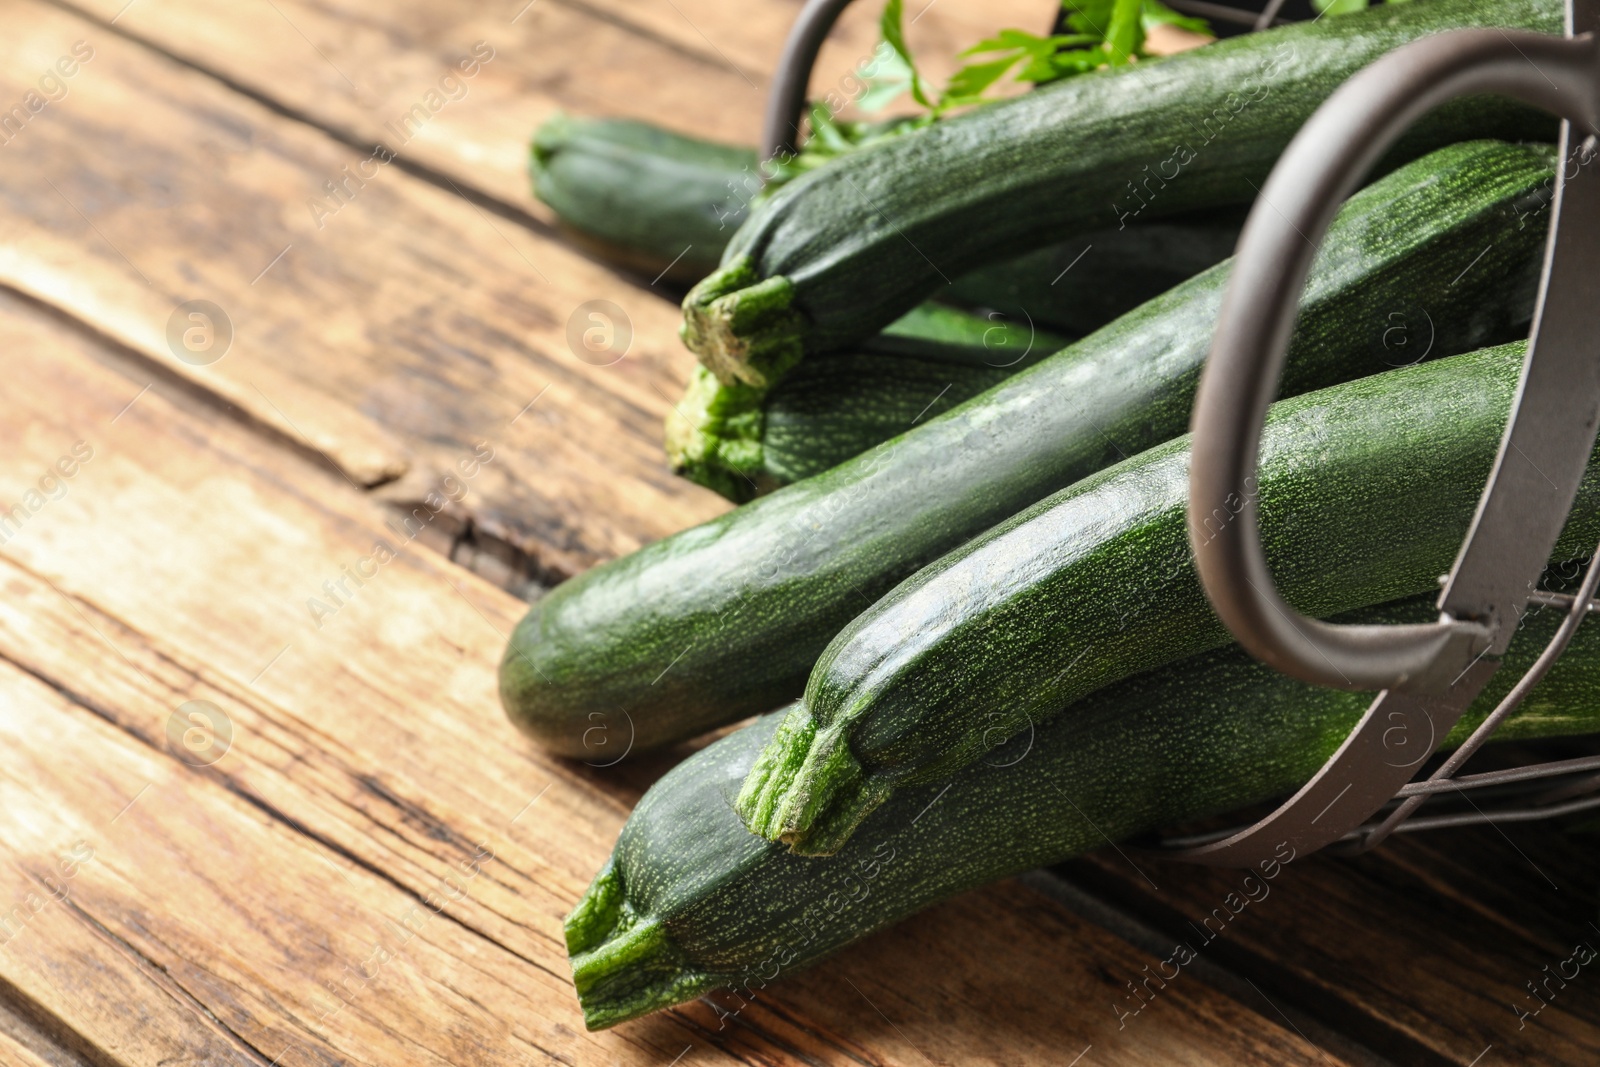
[761,0,860,162]
[1190,26,1600,694]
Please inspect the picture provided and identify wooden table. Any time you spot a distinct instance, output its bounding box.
[0,1,1596,1063]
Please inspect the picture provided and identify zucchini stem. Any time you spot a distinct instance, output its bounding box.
[664,366,775,503]
[566,862,715,1030]
[734,704,888,855]
[680,256,807,392]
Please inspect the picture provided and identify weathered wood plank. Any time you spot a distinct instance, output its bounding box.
[55,0,763,212]
[0,1029,57,1067]
[0,0,730,578]
[0,997,91,1067]
[59,0,1043,211]
[0,653,722,1067]
[0,672,329,1067]
[590,0,1049,113]
[0,288,1340,1065]
[676,879,1355,1067]
[1063,803,1600,1066]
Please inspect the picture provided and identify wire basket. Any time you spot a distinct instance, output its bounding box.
[763,0,1600,865]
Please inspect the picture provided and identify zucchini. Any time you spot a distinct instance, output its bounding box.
[734,342,1600,854]
[531,113,1240,329]
[667,359,1014,501]
[679,0,1559,399]
[500,140,1551,758]
[668,138,1550,501]
[942,210,1246,337]
[857,301,1070,368]
[668,303,1063,500]
[671,305,1068,500]
[531,114,756,285]
[568,592,1600,1029]
[759,355,1013,487]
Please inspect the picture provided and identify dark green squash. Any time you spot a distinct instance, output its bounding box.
[680,0,1559,404]
[502,141,1552,759]
[569,592,1600,1028]
[735,343,1600,853]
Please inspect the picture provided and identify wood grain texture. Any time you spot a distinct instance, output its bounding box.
[56,0,764,213]
[0,1014,74,1067]
[0,0,731,578]
[56,0,1045,211]
[1064,809,1600,1066]
[0,290,1339,1064]
[1,0,1044,582]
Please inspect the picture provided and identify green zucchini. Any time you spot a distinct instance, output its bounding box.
[531,113,1242,327]
[857,300,1071,367]
[942,209,1247,336]
[802,306,1070,461]
[760,355,1014,486]
[679,0,1559,400]
[671,306,1068,500]
[568,592,1600,1029]
[734,342,1600,854]
[668,138,1550,504]
[667,301,1064,500]
[667,359,1014,501]
[531,114,757,285]
[500,140,1551,759]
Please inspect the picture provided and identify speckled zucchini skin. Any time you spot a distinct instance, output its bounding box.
[761,355,1014,485]
[567,593,1600,1029]
[735,343,1600,853]
[531,114,756,285]
[674,305,1069,500]
[532,113,1242,329]
[942,210,1247,336]
[500,141,1552,758]
[682,0,1559,391]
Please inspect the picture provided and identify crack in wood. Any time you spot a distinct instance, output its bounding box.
[1,284,556,600]
[52,893,287,1067]
[0,970,116,1067]
[752,998,888,1067]
[218,781,572,984]
[0,283,405,494]
[39,0,713,279]
[538,0,772,83]
[14,7,675,597]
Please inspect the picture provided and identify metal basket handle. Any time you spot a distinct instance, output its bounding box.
[1167,20,1600,866]
[1190,26,1600,695]
[761,0,859,161]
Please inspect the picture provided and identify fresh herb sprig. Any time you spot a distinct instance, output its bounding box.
[940,0,1209,106]
[764,108,931,186]
[772,0,1211,188]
